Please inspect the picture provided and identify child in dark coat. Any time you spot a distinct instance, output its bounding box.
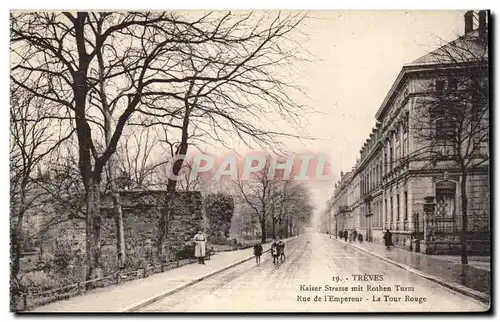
[253,241,263,266]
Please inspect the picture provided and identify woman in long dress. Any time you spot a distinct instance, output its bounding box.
[193,231,207,264]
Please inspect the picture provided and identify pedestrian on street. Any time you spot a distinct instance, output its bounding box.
[353,229,358,241]
[383,229,392,248]
[348,230,353,243]
[278,238,286,262]
[271,238,280,265]
[253,241,263,266]
[344,229,348,242]
[193,230,207,264]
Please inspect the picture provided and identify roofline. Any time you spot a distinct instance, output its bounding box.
[374,60,485,120]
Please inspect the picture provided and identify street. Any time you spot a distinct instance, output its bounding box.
[139,230,488,312]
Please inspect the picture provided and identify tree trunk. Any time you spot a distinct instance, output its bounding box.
[10,202,25,282]
[10,219,23,311]
[85,179,102,282]
[10,182,28,310]
[156,195,171,260]
[10,227,21,281]
[272,217,276,239]
[260,217,267,243]
[460,173,468,265]
[99,44,126,269]
[156,132,189,257]
[112,192,126,268]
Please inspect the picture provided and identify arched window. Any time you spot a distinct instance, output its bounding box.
[435,181,456,218]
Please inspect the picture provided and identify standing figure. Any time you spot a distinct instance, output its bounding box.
[383,229,392,249]
[278,238,286,262]
[344,229,348,242]
[353,229,358,241]
[253,241,263,266]
[348,230,353,243]
[193,230,207,264]
[271,239,280,265]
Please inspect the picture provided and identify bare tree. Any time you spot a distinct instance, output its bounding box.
[274,180,314,237]
[234,160,278,243]
[11,11,312,274]
[130,12,311,254]
[10,12,273,277]
[10,86,73,308]
[112,126,170,190]
[234,157,314,242]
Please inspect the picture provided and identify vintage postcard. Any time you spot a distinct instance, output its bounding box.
[9,9,490,313]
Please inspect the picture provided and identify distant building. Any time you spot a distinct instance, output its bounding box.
[327,11,489,255]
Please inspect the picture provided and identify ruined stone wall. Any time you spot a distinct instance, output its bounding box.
[100,190,203,265]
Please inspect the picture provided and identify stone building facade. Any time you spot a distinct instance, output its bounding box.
[327,11,489,255]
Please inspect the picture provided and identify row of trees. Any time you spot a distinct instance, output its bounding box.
[10,10,312,295]
[235,162,314,242]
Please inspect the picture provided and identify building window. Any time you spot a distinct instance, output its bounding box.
[378,200,384,227]
[384,149,388,175]
[436,121,456,157]
[404,191,408,220]
[432,108,457,158]
[403,128,408,158]
[389,143,394,171]
[435,79,445,95]
[390,196,393,225]
[395,137,400,164]
[384,198,388,227]
[448,77,458,91]
[436,181,456,218]
[397,194,400,221]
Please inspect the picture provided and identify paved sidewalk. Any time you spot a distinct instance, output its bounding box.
[29,237,298,312]
[429,255,490,272]
[332,236,490,300]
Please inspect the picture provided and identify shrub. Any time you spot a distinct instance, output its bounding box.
[124,247,149,271]
[205,194,235,242]
[176,244,195,260]
[20,271,61,292]
[53,243,73,273]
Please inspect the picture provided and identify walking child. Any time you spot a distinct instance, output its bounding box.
[271,239,280,265]
[253,241,263,266]
[278,238,285,263]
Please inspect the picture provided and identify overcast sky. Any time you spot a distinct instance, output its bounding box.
[270,10,467,226]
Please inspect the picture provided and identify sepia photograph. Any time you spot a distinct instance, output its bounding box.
[8,7,491,314]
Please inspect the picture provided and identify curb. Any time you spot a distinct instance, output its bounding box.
[332,238,490,305]
[122,237,297,312]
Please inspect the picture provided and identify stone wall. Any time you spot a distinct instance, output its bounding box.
[100,190,203,265]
